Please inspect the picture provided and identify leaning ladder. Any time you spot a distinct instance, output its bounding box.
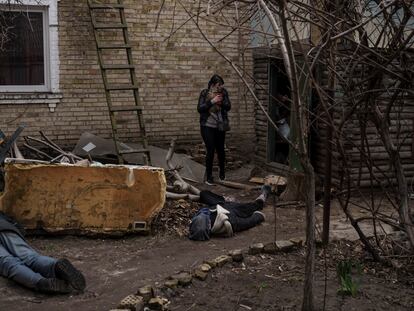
[87,0,151,165]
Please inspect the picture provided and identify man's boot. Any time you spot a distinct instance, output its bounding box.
[36,278,72,294]
[253,211,266,222]
[255,185,272,205]
[55,258,86,291]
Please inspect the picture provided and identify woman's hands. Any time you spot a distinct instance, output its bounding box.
[211,94,223,104]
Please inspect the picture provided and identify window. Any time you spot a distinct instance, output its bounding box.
[0,5,51,92]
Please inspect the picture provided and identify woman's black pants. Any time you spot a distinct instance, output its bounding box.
[201,126,226,180]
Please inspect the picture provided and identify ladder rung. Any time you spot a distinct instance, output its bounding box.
[98,44,131,49]
[94,23,128,29]
[102,64,135,70]
[106,84,139,91]
[119,149,150,155]
[89,4,125,9]
[88,2,150,165]
[110,106,142,112]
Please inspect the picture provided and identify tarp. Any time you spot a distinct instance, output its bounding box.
[73,132,205,182]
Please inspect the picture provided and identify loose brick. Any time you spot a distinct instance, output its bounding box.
[198,263,212,273]
[118,294,143,311]
[193,269,208,281]
[137,285,154,303]
[171,272,192,286]
[229,249,244,262]
[164,278,179,289]
[214,255,232,267]
[249,243,264,255]
[148,297,169,310]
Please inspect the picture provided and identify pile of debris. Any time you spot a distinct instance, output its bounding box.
[1,127,88,166]
[151,199,200,237]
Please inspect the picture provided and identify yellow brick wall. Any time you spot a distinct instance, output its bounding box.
[1,0,255,148]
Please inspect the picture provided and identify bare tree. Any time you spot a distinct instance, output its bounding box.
[158,0,414,310]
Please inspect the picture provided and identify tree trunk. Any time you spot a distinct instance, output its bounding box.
[373,106,414,250]
[301,163,316,311]
[280,172,305,201]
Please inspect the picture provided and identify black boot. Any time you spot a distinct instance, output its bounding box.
[55,259,86,291]
[36,278,72,294]
[219,171,225,181]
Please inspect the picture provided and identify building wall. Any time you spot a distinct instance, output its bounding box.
[0,0,255,148]
[314,61,414,187]
[253,47,414,186]
[252,51,271,164]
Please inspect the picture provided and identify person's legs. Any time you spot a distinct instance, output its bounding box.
[223,186,271,217]
[215,130,226,180]
[199,190,225,206]
[0,242,43,289]
[228,212,265,233]
[224,201,263,218]
[201,126,216,182]
[0,232,56,278]
[0,232,83,292]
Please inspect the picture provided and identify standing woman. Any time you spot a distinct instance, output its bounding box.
[197,74,231,185]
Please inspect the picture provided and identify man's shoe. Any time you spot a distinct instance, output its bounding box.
[254,211,266,222]
[55,258,86,291]
[36,278,72,294]
[255,185,272,204]
[261,185,272,196]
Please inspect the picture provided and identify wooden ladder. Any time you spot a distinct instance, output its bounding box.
[87,0,151,165]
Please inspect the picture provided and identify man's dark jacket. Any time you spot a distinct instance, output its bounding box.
[0,212,25,238]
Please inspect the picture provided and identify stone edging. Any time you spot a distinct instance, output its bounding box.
[109,238,304,311]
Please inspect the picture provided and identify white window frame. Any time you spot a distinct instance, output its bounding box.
[0,0,59,93]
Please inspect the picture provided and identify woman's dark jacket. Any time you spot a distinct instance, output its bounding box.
[197,88,231,126]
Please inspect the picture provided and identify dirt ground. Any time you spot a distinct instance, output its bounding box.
[0,170,413,311]
[166,244,414,311]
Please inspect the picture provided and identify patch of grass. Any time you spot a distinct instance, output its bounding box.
[256,282,268,293]
[336,260,361,297]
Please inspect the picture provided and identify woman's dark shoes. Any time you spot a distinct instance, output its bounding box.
[55,258,86,292]
[205,177,215,186]
[36,278,72,294]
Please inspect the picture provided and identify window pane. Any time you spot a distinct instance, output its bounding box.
[0,11,44,86]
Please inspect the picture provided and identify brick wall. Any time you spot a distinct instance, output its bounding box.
[0,0,255,150]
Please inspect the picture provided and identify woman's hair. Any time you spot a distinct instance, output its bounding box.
[208,74,224,89]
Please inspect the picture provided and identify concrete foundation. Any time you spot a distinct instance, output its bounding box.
[0,163,166,234]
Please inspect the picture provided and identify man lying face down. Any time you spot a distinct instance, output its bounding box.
[0,212,86,294]
[189,185,272,241]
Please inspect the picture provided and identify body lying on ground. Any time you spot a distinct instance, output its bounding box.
[189,185,271,241]
[0,212,86,294]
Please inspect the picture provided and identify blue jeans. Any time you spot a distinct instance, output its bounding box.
[0,232,57,289]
